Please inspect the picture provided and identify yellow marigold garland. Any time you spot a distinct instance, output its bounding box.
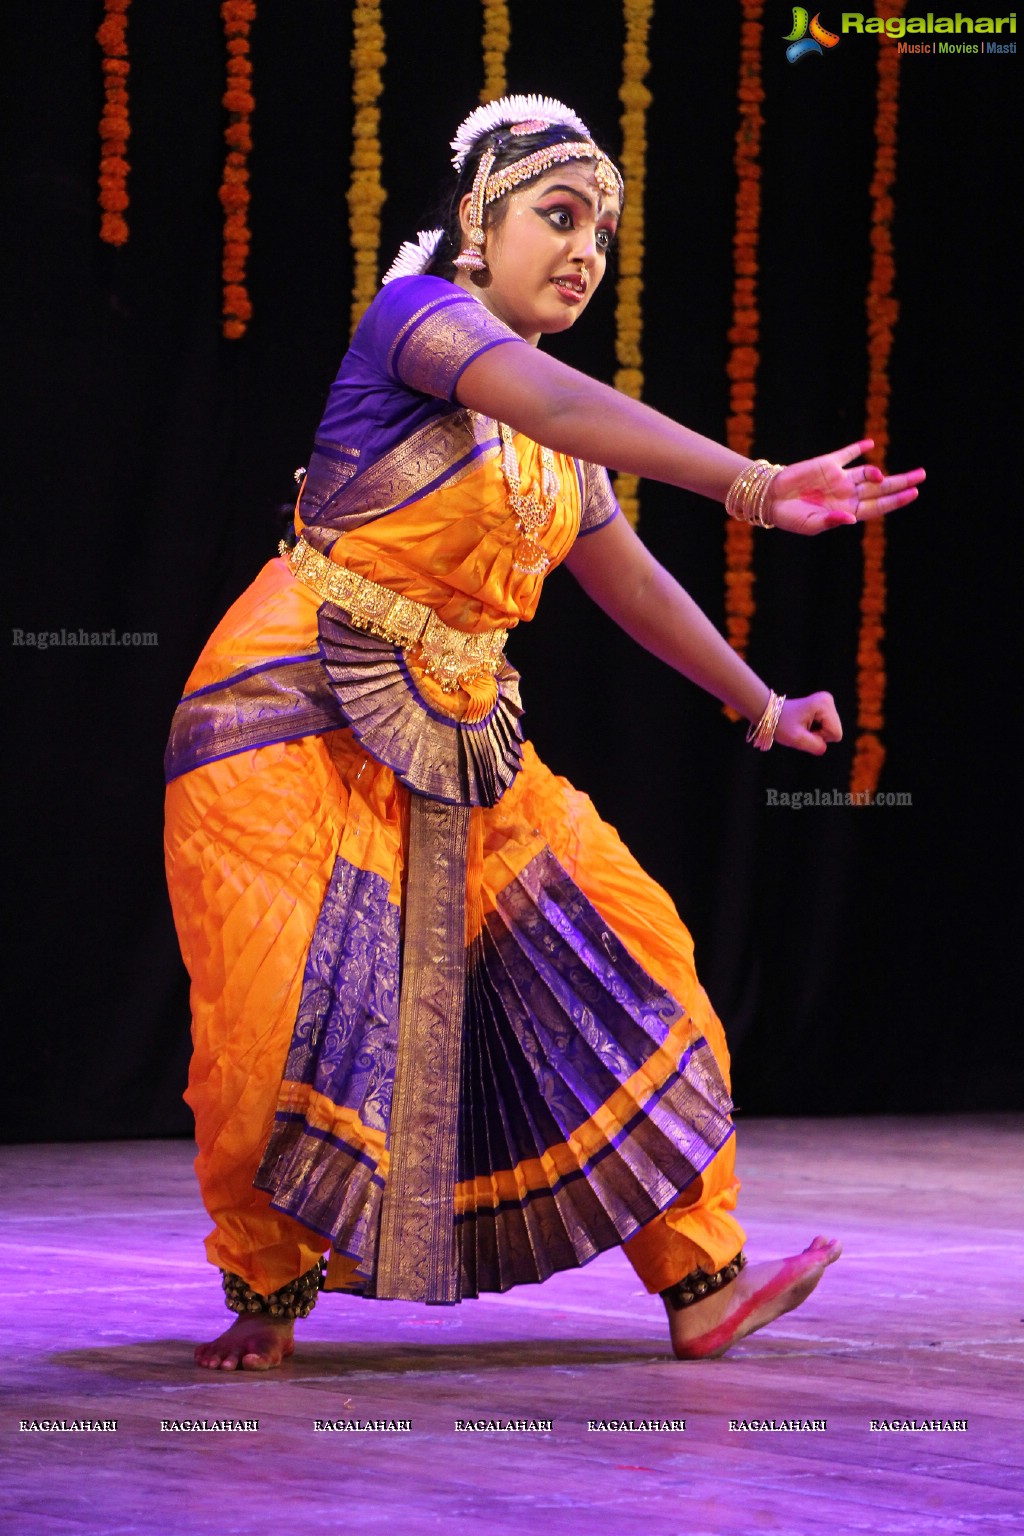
[97,0,132,246]
[220,1,255,339]
[851,0,905,797]
[612,0,654,529]
[480,1,510,102]
[348,0,387,338]
[723,1,765,662]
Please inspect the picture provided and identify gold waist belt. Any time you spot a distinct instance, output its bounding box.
[281,536,508,693]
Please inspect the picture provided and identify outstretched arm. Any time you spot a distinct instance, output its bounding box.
[565,512,840,755]
[456,341,924,532]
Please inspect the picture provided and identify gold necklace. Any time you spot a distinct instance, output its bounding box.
[498,422,560,575]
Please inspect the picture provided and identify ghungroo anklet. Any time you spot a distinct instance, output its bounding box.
[221,1260,325,1320]
[659,1252,747,1312]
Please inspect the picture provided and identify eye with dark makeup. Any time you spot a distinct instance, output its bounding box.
[533,203,617,250]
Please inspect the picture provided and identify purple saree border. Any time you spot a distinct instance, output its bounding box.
[385,433,498,515]
[164,655,342,782]
[165,722,340,785]
[312,438,361,465]
[453,1039,731,1223]
[179,651,319,703]
[263,1111,384,1182]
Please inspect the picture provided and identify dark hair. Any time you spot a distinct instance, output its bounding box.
[423,125,616,278]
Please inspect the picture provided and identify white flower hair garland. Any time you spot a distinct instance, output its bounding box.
[380,228,445,285]
[450,94,591,170]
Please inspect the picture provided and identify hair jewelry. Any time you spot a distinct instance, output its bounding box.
[381,228,446,285]
[453,146,497,272]
[450,94,591,170]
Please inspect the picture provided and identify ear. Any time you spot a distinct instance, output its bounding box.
[457,192,477,244]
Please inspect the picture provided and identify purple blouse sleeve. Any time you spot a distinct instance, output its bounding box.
[578,461,622,535]
[362,276,524,402]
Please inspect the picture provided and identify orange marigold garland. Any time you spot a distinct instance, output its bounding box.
[480,1,510,102]
[851,0,906,797]
[97,0,132,246]
[220,1,256,340]
[348,0,387,338]
[723,0,765,663]
[612,0,654,530]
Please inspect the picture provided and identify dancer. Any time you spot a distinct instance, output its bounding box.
[164,96,923,1371]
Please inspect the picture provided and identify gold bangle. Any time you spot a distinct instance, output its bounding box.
[726,459,785,528]
[745,690,786,751]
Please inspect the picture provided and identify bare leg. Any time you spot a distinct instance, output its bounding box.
[666,1236,842,1360]
[194,1314,296,1371]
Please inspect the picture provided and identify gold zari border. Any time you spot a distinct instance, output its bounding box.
[375,797,470,1302]
[283,536,507,693]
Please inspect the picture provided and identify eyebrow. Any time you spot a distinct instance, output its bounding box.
[534,183,619,221]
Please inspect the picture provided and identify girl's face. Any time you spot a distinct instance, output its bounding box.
[457,161,621,343]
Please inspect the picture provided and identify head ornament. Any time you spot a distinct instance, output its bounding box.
[383,96,623,283]
[381,228,445,286]
[450,94,592,170]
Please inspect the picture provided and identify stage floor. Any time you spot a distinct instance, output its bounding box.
[2,1117,1021,1535]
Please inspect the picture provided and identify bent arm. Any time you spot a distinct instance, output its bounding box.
[565,513,770,722]
[456,342,748,503]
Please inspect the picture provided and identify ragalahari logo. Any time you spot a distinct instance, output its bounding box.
[784,8,842,61]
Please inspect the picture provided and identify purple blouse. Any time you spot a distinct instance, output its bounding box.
[310,275,620,539]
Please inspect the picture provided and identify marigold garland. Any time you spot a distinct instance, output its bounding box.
[612,0,654,530]
[723,1,765,663]
[97,0,132,246]
[480,1,510,102]
[348,0,387,338]
[220,1,256,339]
[851,0,906,798]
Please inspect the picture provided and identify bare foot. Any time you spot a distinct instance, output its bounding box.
[666,1236,842,1360]
[194,1314,296,1371]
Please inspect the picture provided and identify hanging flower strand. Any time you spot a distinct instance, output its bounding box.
[97,0,132,246]
[480,1,510,102]
[220,1,256,340]
[612,0,654,530]
[723,0,765,664]
[851,0,906,798]
[348,0,387,337]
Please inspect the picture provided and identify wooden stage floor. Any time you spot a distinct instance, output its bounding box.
[2,1117,1021,1535]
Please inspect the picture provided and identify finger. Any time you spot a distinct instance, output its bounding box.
[814,509,858,530]
[833,438,874,467]
[861,466,926,499]
[807,696,842,742]
[855,485,921,520]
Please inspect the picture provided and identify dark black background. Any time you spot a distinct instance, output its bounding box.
[3,2,1018,1141]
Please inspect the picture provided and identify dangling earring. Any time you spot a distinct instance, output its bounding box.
[453,147,495,273]
[453,228,487,272]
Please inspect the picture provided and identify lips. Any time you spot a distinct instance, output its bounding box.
[551,271,587,301]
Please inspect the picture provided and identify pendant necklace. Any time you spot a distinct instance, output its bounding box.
[498,422,559,575]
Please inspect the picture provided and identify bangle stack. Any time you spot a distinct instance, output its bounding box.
[746,689,786,751]
[726,459,785,528]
